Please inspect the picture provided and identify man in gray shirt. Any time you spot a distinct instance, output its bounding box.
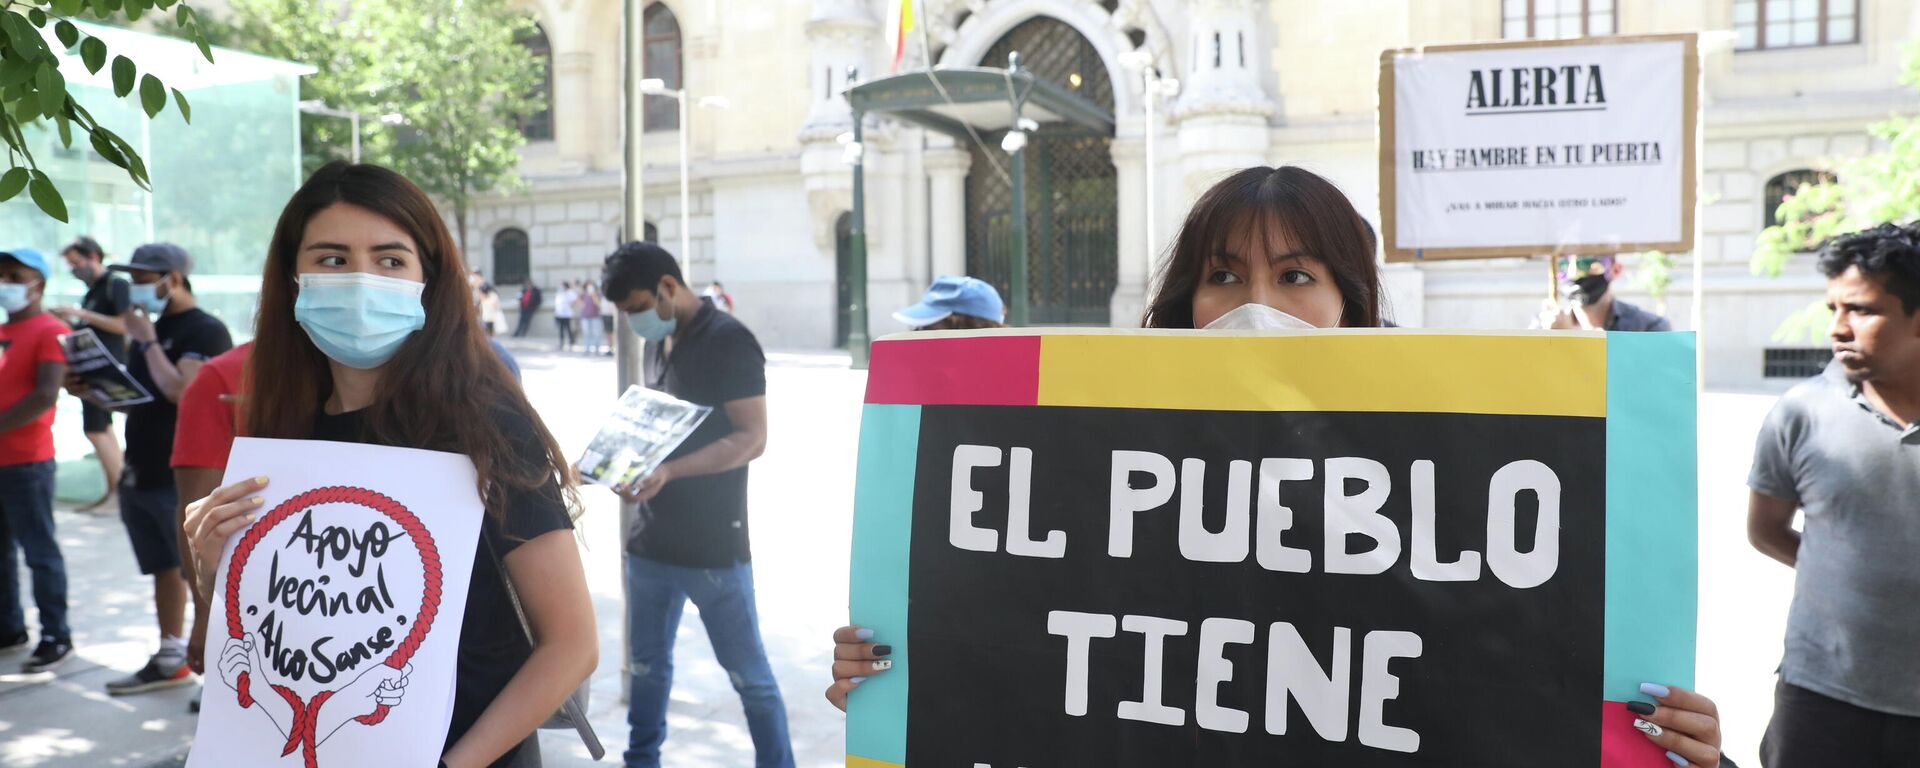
[1748,222,1920,766]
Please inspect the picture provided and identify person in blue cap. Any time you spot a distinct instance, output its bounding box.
[892,275,1007,331]
[0,247,76,673]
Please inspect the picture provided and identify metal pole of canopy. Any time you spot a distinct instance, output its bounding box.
[1006,52,1030,327]
[849,109,872,368]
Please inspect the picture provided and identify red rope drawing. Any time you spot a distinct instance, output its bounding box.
[222,486,442,768]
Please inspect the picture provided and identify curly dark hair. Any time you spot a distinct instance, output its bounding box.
[1819,222,1920,314]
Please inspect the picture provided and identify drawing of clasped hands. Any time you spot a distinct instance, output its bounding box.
[218,632,412,744]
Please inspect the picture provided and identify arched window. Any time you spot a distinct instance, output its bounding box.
[518,23,553,141]
[643,3,682,132]
[1764,169,1838,229]
[493,228,531,285]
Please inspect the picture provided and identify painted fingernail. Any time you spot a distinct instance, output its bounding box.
[1627,701,1656,716]
[872,644,892,657]
[1640,682,1672,698]
[1665,750,1687,766]
[854,628,875,641]
[245,513,256,522]
[849,676,867,684]
[1634,719,1664,737]
[871,660,892,671]
[254,476,268,485]
[251,497,266,506]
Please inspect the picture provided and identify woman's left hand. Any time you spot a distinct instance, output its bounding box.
[1628,683,1721,768]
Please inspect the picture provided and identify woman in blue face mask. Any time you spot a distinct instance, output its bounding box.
[179,162,597,768]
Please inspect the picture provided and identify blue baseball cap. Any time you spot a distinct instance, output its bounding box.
[894,275,1004,327]
[0,247,50,281]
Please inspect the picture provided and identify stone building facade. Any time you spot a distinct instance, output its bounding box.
[464,0,1915,389]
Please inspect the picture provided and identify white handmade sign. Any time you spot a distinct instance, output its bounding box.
[1380,34,1697,261]
[187,437,482,768]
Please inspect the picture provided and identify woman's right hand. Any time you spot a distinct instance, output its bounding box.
[826,625,893,712]
[183,477,270,598]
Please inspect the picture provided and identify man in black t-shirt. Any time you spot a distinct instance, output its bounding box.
[51,236,129,510]
[603,242,792,768]
[69,243,231,696]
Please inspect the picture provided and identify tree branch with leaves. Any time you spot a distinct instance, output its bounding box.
[0,0,214,221]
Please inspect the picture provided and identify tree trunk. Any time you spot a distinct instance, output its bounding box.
[454,197,469,260]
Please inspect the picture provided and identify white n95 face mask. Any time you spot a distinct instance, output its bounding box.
[1201,303,1317,331]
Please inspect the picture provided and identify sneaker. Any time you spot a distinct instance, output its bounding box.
[22,639,72,673]
[106,655,195,695]
[0,631,29,653]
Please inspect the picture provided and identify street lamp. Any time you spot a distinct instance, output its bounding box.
[1119,50,1179,289]
[638,78,729,283]
[297,100,405,163]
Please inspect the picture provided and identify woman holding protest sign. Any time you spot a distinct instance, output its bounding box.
[828,165,1725,767]
[181,162,596,768]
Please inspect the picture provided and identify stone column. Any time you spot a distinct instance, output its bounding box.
[1175,0,1274,199]
[1110,133,1150,325]
[924,142,971,279]
[551,51,595,170]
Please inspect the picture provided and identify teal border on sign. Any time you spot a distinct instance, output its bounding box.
[1602,332,1699,701]
[847,404,921,764]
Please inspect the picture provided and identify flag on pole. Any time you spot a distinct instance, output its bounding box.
[886,0,915,72]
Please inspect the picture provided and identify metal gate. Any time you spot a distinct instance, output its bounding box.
[965,17,1117,325]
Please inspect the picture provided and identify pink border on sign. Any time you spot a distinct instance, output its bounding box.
[864,335,1040,406]
[1601,701,1675,767]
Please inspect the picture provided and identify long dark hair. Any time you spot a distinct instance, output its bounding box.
[244,162,576,525]
[1143,166,1381,328]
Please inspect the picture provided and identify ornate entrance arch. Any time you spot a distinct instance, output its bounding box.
[964,16,1118,325]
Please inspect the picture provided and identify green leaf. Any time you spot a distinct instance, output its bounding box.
[139,74,163,117]
[34,66,63,118]
[90,131,126,168]
[27,9,46,28]
[54,21,77,50]
[0,55,35,87]
[0,167,26,203]
[28,174,67,222]
[54,111,70,147]
[111,55,133,98]
[171,87,189,123]
[54,0,85,15]
[79,36,105,73]
[100,0,123,14]
[124,1,142,21]
[2,14,48,61]
[175,4,189,25]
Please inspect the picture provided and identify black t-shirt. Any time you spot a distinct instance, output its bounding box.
[77,274,130,361]
[630,300,767,568]
[310,406,572,768]
[125,307,231,488]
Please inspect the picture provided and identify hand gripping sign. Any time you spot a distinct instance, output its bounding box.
[846,329,1697,768]
[190,438,482,768]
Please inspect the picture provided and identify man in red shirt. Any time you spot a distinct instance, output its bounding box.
[0,247,74,673]
[171,341,247,694]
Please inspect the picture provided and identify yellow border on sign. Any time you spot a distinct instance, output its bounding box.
[1036,332,1606,417]
[847,757,905,768]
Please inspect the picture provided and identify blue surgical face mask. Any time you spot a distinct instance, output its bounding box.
[625,290,678,341]
[130,281,170,315]
[293,272,428,369]
[0,283,31,314]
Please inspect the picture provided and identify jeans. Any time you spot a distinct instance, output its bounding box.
[624,556,793,768]
[513,308,536,338]
[556,317,575,349]
[1762,680,1920,767]
[0,461,68,641]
